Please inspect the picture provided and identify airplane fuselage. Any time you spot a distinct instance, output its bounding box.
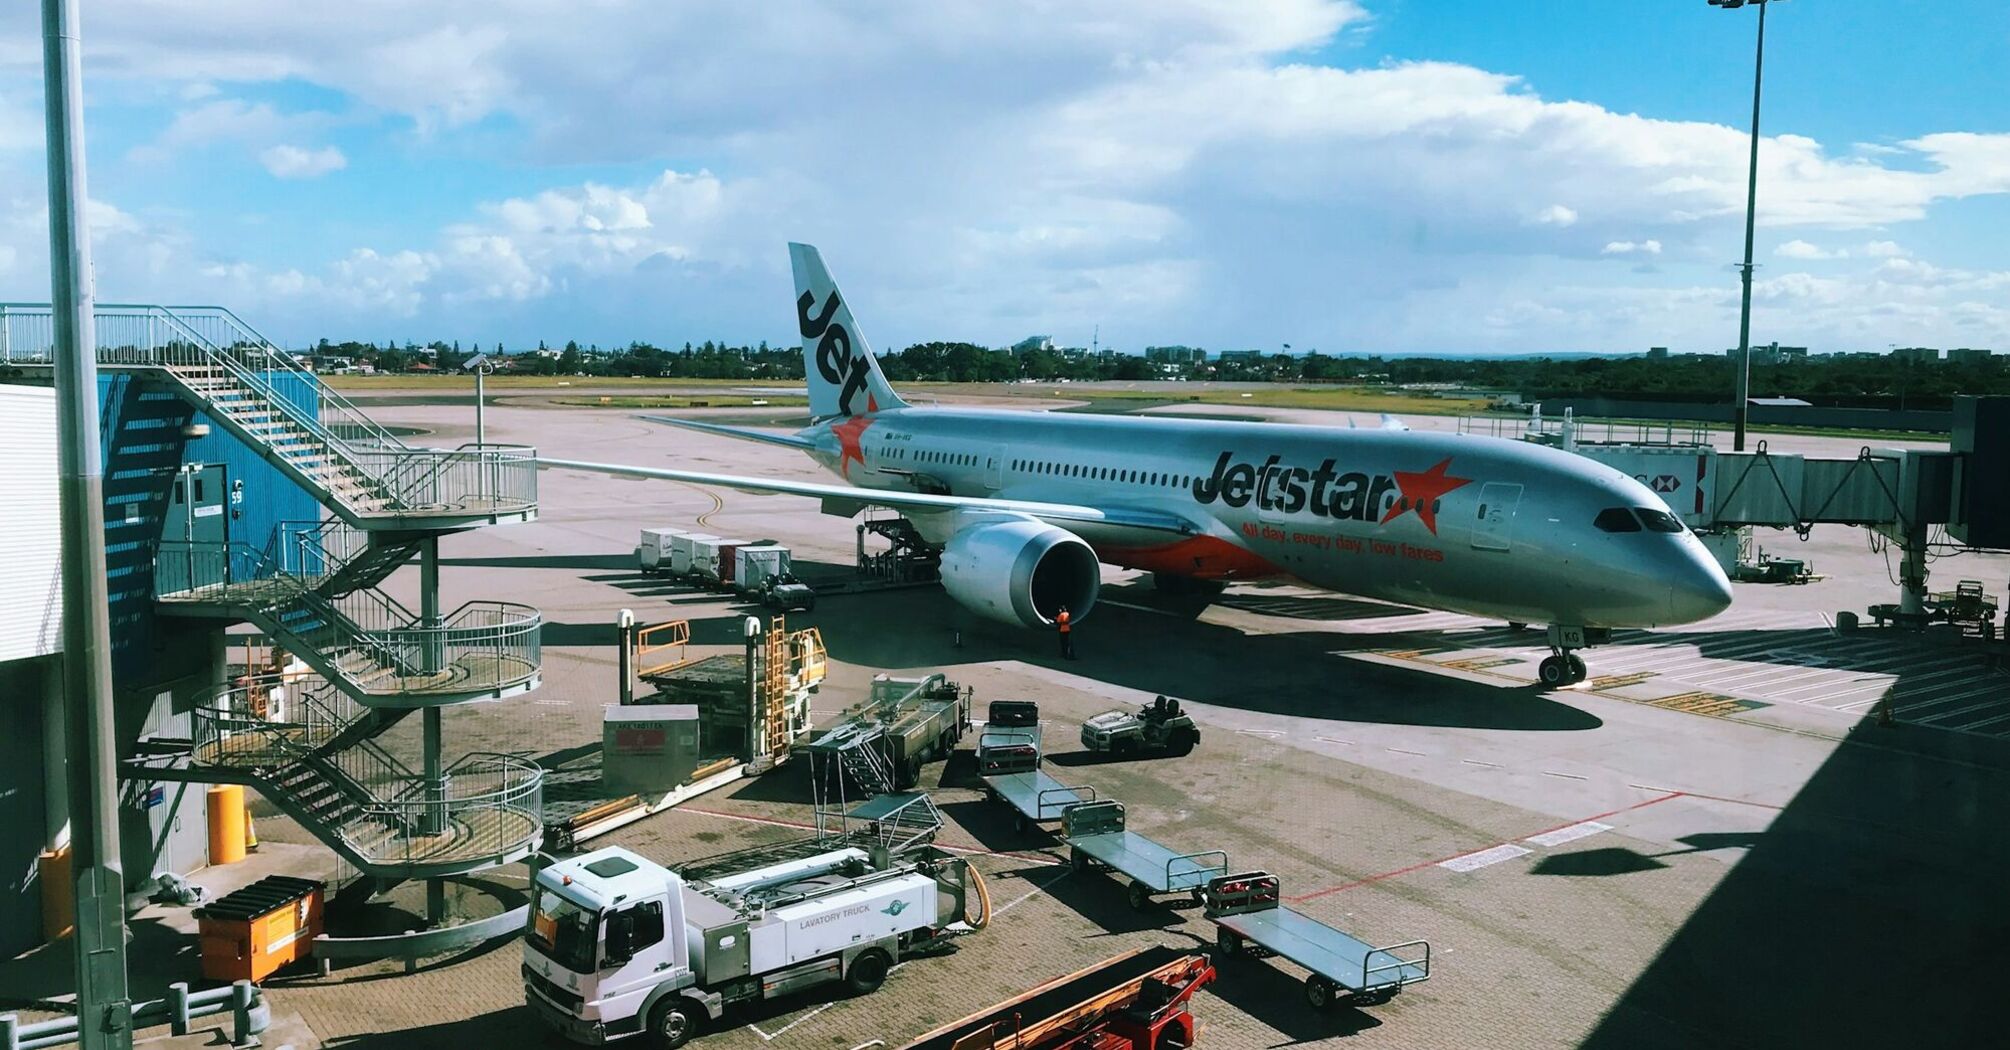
[805,406,1732,629]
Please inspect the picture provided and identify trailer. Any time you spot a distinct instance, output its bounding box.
[526,844,983,1048]
[732,544,791,594]
[1061,800,1228,910]
[666,532,721,578]
[637,527,686,575]
[1204,871,1431,1010]
[976,727,1094,834]
[806,674,972,793]
[897,946,1214,1050]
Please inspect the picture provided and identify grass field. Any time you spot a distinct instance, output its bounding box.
[550,394,808,409]
[321,374,781,391]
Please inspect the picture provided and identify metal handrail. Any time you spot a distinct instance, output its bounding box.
[2,304,539,515]
[1363,939,1432,986]
[156,540,540,697]
[351,753,543,866]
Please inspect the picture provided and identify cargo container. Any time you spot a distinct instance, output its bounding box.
[690,537,753,586]
[733,545,791,594]
[638,527,687,575]
[667,533,721,577]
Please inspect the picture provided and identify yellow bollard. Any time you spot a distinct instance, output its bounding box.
[208,785,247,865]
[38,846,73,942]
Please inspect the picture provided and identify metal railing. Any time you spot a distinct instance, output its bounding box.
[352,752,543,867]
[1363,939,1433,989]
[1,980,267,1050]
[2,303,538,516]
[156,540,541,698]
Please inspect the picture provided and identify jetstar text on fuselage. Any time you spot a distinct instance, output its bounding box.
[1192,452,1470,533]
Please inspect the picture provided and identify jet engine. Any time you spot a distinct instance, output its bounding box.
[939,519,1100,628]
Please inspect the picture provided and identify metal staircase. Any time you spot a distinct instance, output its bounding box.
[155,534,541,706]
[1,302,537,530]
[126,674,543,878]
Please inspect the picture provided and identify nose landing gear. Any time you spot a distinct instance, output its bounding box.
[1537,624,1600,688]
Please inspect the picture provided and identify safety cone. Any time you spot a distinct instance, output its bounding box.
[244,803,259,852]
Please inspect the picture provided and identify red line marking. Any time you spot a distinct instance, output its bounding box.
[675,804,1062,866]
[1288,791,1687,903]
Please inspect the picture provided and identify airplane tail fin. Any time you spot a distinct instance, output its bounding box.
[789,242,908,419]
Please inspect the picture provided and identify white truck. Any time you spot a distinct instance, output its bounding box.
[666,532,720,578]
[637,528,686,575]
[525,845,976,1047]
[731,544,791,595]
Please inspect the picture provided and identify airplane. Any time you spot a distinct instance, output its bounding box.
[545,243,1733,688]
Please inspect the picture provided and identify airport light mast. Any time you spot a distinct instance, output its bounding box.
[1709,0,1771,452]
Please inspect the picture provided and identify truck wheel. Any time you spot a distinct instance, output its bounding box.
[1166,730,1196,757]
[1215,927,1242,956]
[648,999,702,1049]
[846,950,891,995]
[1304,976,1336,1010]
[1127,880,1151,911]
[1070,847,1090,873]
[803,597,816,612]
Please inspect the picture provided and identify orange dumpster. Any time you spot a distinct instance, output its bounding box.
[194,875,323,983]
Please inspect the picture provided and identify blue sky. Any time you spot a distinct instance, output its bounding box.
[1,0,2006,355]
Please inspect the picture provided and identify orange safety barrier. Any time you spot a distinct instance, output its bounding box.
[635,619,692,678]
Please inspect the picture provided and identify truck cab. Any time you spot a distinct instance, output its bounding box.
[525,848,694,1045]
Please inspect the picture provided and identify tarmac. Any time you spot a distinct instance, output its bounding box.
[30,391,2010,1049]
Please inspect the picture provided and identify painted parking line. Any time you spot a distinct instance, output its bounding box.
[1439,844,1534,873]
[1524,820,1612,848]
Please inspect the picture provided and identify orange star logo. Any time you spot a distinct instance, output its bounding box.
[1380,457,1471,535]
[832,413,874,479]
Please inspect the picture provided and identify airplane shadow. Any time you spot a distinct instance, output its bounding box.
[812,587,1602,733]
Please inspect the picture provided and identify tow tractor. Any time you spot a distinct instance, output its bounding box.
[1061,800,1228,911]
[1204,871,1430,1010]
[758,571,818,614]
[525,844,983,1047]
[1078,695,1200,758]
[976,704,1095,834]
[898,946,1215,1050]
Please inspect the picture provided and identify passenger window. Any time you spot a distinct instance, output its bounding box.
[1635,508,1685,533]
[1594,508,1642,533]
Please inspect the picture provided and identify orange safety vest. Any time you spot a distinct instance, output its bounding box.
[1056,611,1072,634]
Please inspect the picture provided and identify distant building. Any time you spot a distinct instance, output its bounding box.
[1892,346,1940,366]
[1011,335,1055,355]
[1216,349,1265,365]
[1727,342,1809,365]
[1647,346,1669,359]
[1144,345,1206,365]
[1947,348,1995,366]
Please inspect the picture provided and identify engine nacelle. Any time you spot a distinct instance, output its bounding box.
[939,519,1100,628]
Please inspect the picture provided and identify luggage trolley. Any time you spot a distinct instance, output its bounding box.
[975,727,1094,833]
[1205,871,1431,1010]
[1061,800,1228,910]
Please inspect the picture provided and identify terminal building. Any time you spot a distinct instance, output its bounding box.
[0,305,544,959]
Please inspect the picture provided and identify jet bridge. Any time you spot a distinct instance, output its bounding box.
[1491,396,2010,624]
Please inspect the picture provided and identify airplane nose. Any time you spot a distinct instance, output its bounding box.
[1668,548,1734,624]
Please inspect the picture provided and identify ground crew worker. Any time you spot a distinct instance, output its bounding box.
[1057,606,1076,659]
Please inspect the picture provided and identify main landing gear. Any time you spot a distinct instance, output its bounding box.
[1537,624,1601,688]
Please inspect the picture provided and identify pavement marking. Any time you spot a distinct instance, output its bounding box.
[1542,770,1589,781]
[1235,729,1284,739]
[1291,791,1686,902]
[1385,747,1427,756]
[761,1002,835,1041]
[1315,736,1356,746]
[1461,759,1501,768]
[1438,844,1533,872]
[993,868,1072,918]
[1523,821,1612,848]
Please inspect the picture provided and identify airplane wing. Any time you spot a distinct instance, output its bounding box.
[540,458,1199,536]
[637,415,820,451]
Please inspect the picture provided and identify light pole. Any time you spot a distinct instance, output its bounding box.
[1710,0,1771,452]
[461,351,493,446]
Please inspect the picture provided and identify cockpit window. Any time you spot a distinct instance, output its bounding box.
[1635,508,1686,533]
[1594,507,1642,533]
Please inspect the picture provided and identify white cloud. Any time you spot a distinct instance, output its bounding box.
[1526,204,1578,228]
[1602,240,1663,256]
[258,144,347,179]
[1861,240,1907,258]
[1776,239,1839,260]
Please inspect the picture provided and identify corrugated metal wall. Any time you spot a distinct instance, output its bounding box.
[0,386,61,662]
